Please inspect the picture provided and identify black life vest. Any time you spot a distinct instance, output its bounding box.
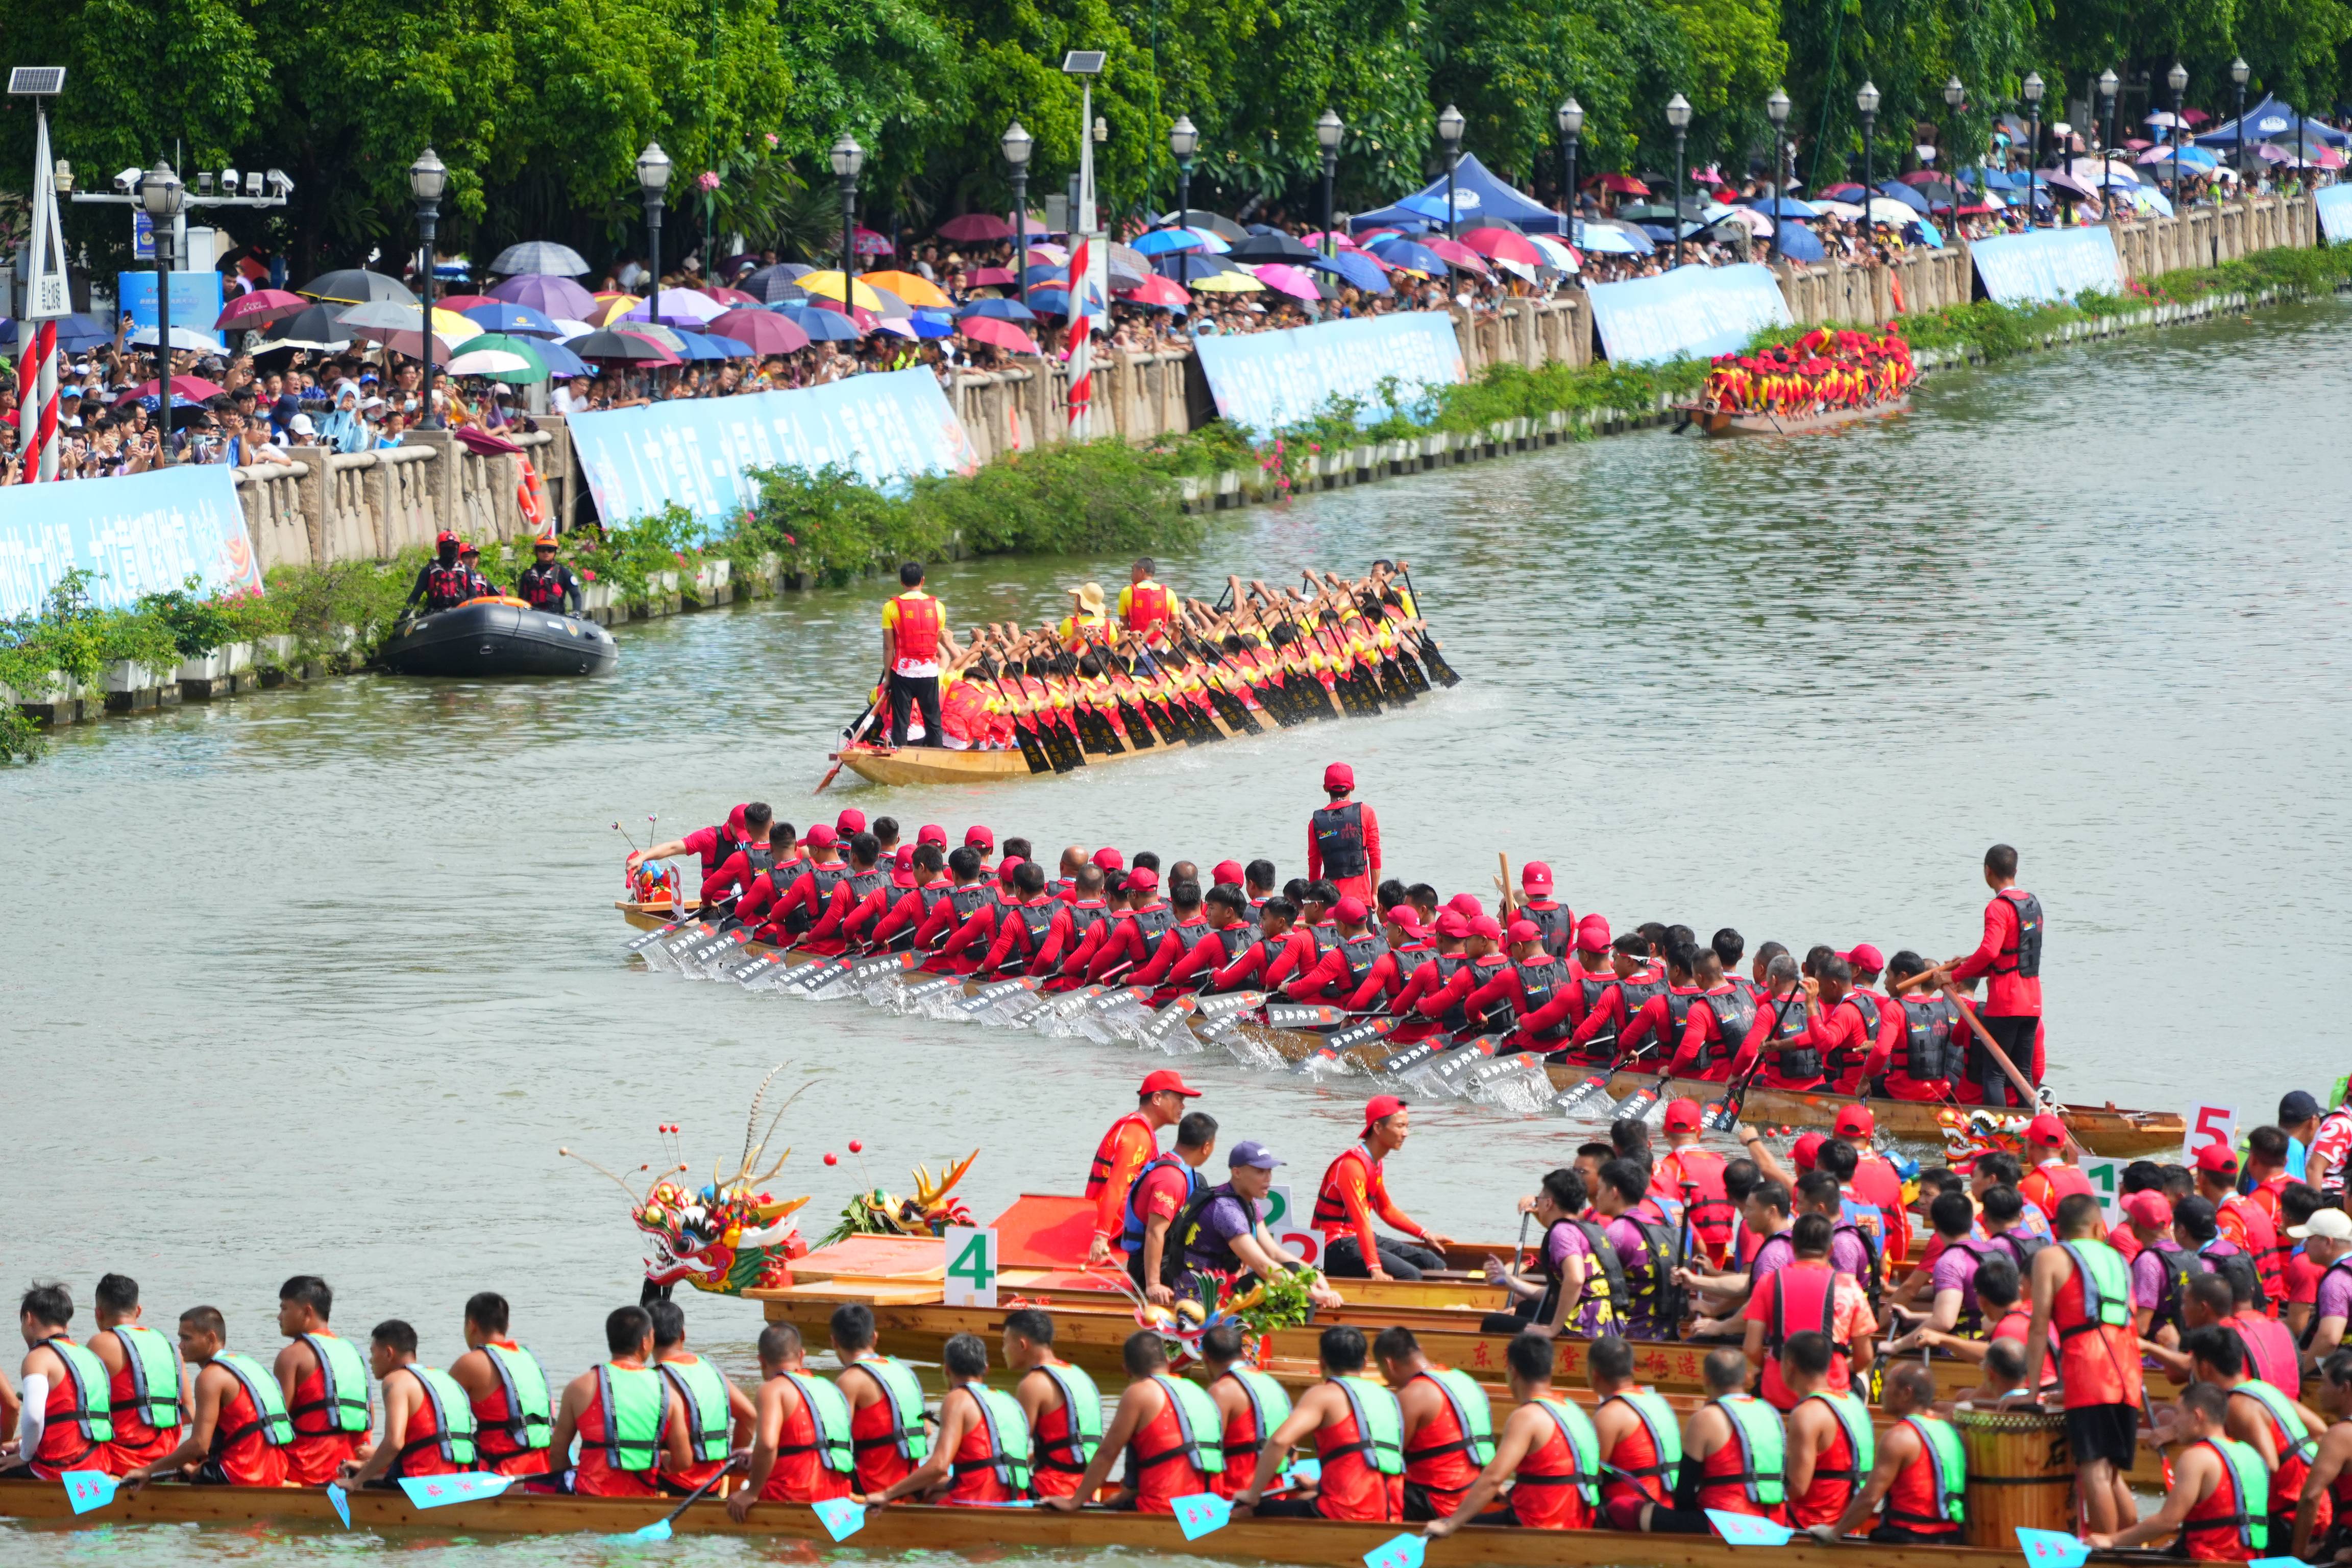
[1126,902,1177,944]
[1310,801,1368,878]
[1391,943,1435,981]
[949,883,994,919]
[519,562,571,610]
[1699,990,1758,1073]
[1619,1210,1683,1325]
[1825,994,1881,1081]
[1338,931,1390,991]
[848,868,890,902]
[1660,988,1702,1052]
[1446,955,1507,1034]
[1898,995,1963,1082]
[1170,919,1214,952]
[1570,968,1619,1049]
[1523,901,1573,960]
[1609,968,1668,1040]
[1210,922,1256,961]
[1762,991,1816,1080]
[1994,889,2044,979]
[1016,900,1060,958]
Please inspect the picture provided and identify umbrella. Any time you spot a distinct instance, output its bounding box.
[850,226,894,257]
[347,305,484,346]
[372,330,470,365]
[964,266,1016,287]
[618,322,687,352]
[1866,197,1924,226]
[704,286,761,307]
[1113,276,1190,309]
[1228,232,1319,260]
[1592,173,1650,195]
[1025,288,1071,317]
[959,315,1042,355]
[1367,236,1448,275]
[1106,244,1152,286]
[1189,271,1264,293]
[432,293,502,312]
[1525,235,1579,273]
[1157,208,1248,240]
[127,324,222,351]
[113,376,228,406]
[1820,183,1870,201]
[1572,223,1647,255]
[447,333,551,383]
[300,269,415,306]
[2139,144,2218,168]
[1027,241,1072,265]
[1251,263,1321,301]
[1153,253,1241,282]
[1418,236,1491,274]
[489,274,598,320]
[1814,200,1864,220]
[668,330,749,360]
[1459,227,1544,265]
[1131,227,1210,256]
[620,288,729,326]
[254,304,353,351]
[587,295,643,327]
[1021,263,1069,288]
[534,339,592,379]
[2072,156,2136,184]
[958,298,1039,322]
[1873,181,1931,213]
[1729,207,1775,236]
[770,303,863,342]
[214,289,309,330]
[797,272,887,311]
[1,312,112,352]
[2044,172,2100,204]
[706,309,812,355]
[569,329,678,363]
[861,270,952,309]
[488,241,590,277]
[461,302,561,337]
[1324,250,1393,292]
[1774,221,1826,262]
[936,213,1013,242]
[1908,181,1964,207]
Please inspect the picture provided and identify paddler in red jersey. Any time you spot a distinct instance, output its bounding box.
[1440,918,1565,1043]
[1028,865,1114,989]
[1085,1070,1202,1265]
[2178,1324,2328,1549]
[88,1273,190,1474]
[2195,1144,2287,1315]
[756,823,846,942]
[650,1301,755,1494]
[1804,1361,1967,1542]
[1940,842,2044,1106]
[1734,954,1825,1091]
[1283,896,1394,1004]
[1384,909,1471,1038]
[866,844,952,951]
[2088,1380,2269,1560]
[448,1291,553,1478]
[862,1333,1028,1506]
[1562,934,1669,1062]
[1124,877,1208,993]
[1148,884,1258,1000]
[1506,915,1617,1056]
[1612,944,1705,1066]
[2,1284,115,1479]
[1627,1345,1789,1531]
[1205,895,1308,994]
[272,1275,372,1486]
[1315,1096,1453,1280]
[1119,557,1174,636]
[935,853,1021,973]
[693,802,776,909]
[1232,1325,1405,1522]
[1339,905,1429,1010]
[1876,950,1974,1101]
[629,804,749,904]
[1499,860,1573,960]
[2022,1192,2144,1536]
[114,1306,291,1490]
[2290,1349,2352,1558]
[1585,1333,1680,1529]
[1003,1309,1104,1498]
[1041,1331,1220,1514]
[1779,1330,1875,1531]
[826,1305,928,1497]
[1421,1330,1600,1536]
[544,1305,694,1497]
[1658,1100,1735,1265]
[1085,867,1174,983]
[799,832,890,955]
[1374,1326,1498,1522]
[1307,762,1380,905]
[1411,914,1508,1039]
[728,1323,854,1517]
[331,1320,477,1488]
[1668,949,1756,1082]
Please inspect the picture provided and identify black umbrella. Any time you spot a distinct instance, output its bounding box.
[255,303,355,350]
[299,270,416,307]
[1157,208,1247,241]
[1152,254,1241,281]
[1227,232,1318,260]
[570,329,676,362]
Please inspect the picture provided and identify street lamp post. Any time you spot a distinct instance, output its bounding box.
[2167,62,2189,200]
[635,140,670,329]
[1665,93,1691,267]
[408,148,446,429]
[1857,80,1880,229]
[1168,115,1197,292]
[1001,120,1032,301]
[1436,104,1465,239]
[2099,69,2119,211]
[2022,72,2044,230]
[1556,97,1583,243]
[138,161,185,464]
[1316,109,1343,258]
[2230,56,2249,191]
[1765,87,1790,260]
[1943,76,1967,193]
[829,133,863,316]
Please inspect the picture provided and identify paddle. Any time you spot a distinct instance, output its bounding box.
[1939,978,2078,1152]
[625,1454,745,1540]
[1611,1067,1671,1125]
[1701,985,1804,1131]
[814,699,884,794]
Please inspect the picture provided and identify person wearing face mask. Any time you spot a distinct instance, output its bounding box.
[402,532,477,618]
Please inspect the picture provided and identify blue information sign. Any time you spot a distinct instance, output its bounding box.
[1584,263,1796,366]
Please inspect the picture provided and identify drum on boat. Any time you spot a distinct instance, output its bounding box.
[1953,1403,2074,1547]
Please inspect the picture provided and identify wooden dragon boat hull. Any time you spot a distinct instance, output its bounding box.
[834,707,1248,788]
[1685,396,1911,437]
[0,1478,2054,1567]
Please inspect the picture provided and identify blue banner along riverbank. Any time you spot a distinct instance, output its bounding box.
[2318,185,2352,243]
[1969,227,2125,305]
[0,461,261,618]
[567,368,980,531]
[1190,313,1467,436]
[1583,263,1796,366]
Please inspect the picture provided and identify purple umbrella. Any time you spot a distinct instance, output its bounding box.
[489,273,598,320]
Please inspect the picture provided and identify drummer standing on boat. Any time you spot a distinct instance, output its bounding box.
[1308,763,1381,907]
[879,562,953,748]
[1943,843,2043,1107]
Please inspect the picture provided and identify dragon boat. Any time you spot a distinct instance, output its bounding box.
[1680,395,1913,437]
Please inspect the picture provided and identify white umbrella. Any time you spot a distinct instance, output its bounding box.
[1731,207,1775,236]
[1814,200,1865,220]
[127,324,219,350]
[2072,156,2136,185]
[1526,234,1580,272]
[1866,197,1922,226]
[551,318,597,341]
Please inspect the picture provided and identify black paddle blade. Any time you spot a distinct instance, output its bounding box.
[1422,645,1462,687]
[1550,1072,1615,1115]
[1610,1080,1663,1123]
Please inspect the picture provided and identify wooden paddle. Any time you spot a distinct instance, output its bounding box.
[814,699,884,794]
[1938,978,2081,1155]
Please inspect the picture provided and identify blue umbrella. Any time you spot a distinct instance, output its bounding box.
[1773,220,1826,262]
[462,302,560,337]
[1153,254,1240,281]
[1875,181,1931,213]
[535,339,591,378]
[1321,251,1393,293]
[681,329,754,359]
[1130,228,1208,256]
[1577,221,1654,255]
[959,298,1038,323]
[1022,263,1068,287]
[1912,217,1946,249]
[1026,288,1072,318]
[770,303,861,342]
[1366,237,1449,275]
[2,312,112,352]
[1743,195,1824,219]
[1399,189,1481,223]
[908,311,956,339]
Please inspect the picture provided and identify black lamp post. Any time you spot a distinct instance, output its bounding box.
[1765,87,1790,260]
[1001,119,1032,300]
[2230,56,2249,191]
[1436,103,1465,239]
[139,160,184,464]
[829,133,863,315]
[1665,93,1690,266]
[1556,97,1583,242]
[1943,75,1966,193]
[2167,62,2188,200]
[1316,109,1343,257]
[409,147,446,429]
[2099,69,2118,210]
[1169,115,1197,291]
[2022,71,2044,229]
[635,141,670,316]
[1856,79,1879,202]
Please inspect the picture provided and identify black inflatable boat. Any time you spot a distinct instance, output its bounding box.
[379,597,619,678]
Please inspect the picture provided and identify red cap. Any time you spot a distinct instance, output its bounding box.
[1335,894,1368,923]
[918,824,948,847]
[1140,1069,1201,1098]
[1838,943,1885,973]
[1434,910,1471,940]
[1664,1098,1703,1131]
[1211,860,1244,885]
[435,530,459,546]
[805,824,838,847]
[1576,914,1612,953]
[1129,867,1160,892]
[1792,1132,1826,1172]
[1387,906,1425,933]
[1362,1093,1406,1133]
[1324,762,1355,792]
[835,809,866,836]
[1833,1105,1874,1137]
[2124,1191,2173,1229]
[1469,915,1503,942]
[1448,893,1485,919]
[1506,918,1542,944]
[1522,861,1554,892]
[893,844,916,869]
[2027,1113,2069,1148]
[998,856,1024,885]
[965,824,995,848]
[1092,846,1124,871]
[2194,1141,2240,1174]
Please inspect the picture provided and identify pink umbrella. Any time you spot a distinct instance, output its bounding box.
[1117,275,1193,308]
[114,376,229,406]
[491,274,598,320]
[372,329,464,365]
[1252,263,1322,301]
[1458,227,1543,265]
[705,286,761,306]
[965,266,1017,286]
[2321,146,2347,169]
[1298,231,1365,251]
[432,293,502,312]
[959,315,1041,355]
[706,308,813,355]
[851,227,894,256]
[937,213,1012,242]
[1418,236,1492,275]
[214,289,310,330]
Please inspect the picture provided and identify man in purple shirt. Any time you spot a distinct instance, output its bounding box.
[1595,1159,1675,1338]
[1899,1189,1994,1341]
[2124,1190,2188,1339]
[1796,1171,1874,1286]
[2297,1208,2352,1360]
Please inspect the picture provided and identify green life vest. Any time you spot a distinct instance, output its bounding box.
[659,1356,734,1462]
[779,1371,856,1476]
[1801,1389,1876,1484]
[481,1344,553,1453]
[41,1339,114,1444]
[1713,1393,1787,1506]
[1896,1414,1968,1524]
[845,1355,930,1462]
[396,1364,479,1470]
[1034,1360,1104,1473]
[108,1324,184,1430]
[1529,1397,1604,1506]
[2194,1437,2271,1551]
[1413,1367,1497,1468]
[1138,1374,1228,1478]
[2057,1240,2133,1332]
[596,1363,671,1472]
[2234,1381,2318,1466]
[1603,1388,1684,1491]
[961,1385,1034,1491]
[1330,1376,1406,1478]
[209,1352,295,1449]
[298,1332,373,1433]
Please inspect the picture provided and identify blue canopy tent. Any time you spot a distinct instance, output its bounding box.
[1350,153,1567,236]
[2195,96,2350,150]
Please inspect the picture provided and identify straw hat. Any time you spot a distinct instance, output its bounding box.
[1068,581,1107,614]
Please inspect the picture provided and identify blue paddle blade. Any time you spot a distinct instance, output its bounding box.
[2017,1528,2090,1568]
[62,1471,119,1515]
[630,1518,675,1541]
[325,1483,352,1528]
[1363,1531,1427,1568]
[1706,1508,1795,1546]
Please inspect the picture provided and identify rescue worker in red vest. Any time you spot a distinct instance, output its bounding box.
[1744,1214,1877,1410]
[88,1273,189,1474]
[2195,1144,2287,1317]
[1779,1330,1874,1529]
[1314,1096,1452,1280]
[2022,1192,2144,1536]
[2088,1380,2270,1560]
[543,1305,695,1497]
[402,531,475,616]
[333,1319,478,1488]
[1940,842,2044,1106]
[2,1284,114,1479]
[2176,1324,2329,1548]
[1804,1361,1968,1542]
[649,1301,754,1493]
[115,1306,292,1490]
[447,1291,553,1478]
[826,1304,929,1497]
[456,543,495,599]
[1086,1071,1202,1266]
[728,1322,856,1517]
[863,1333,1028,1506]
[1040,1330,1223,1514]
[1232,1325,1406,1522]
[1374,1326,1498,1522]
[1307,763,1381,906]
[879,561,955,748]
[516,535,582,614]
[1118,558,1175,639]
[273,1275,371,1486]
[1421,1329,1600,1535]
[1002,1308,1104,1500]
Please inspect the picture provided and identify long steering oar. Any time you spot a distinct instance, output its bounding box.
[1939,978,2080,1154]
[626,1454,746,1540]
[815,698,884,794]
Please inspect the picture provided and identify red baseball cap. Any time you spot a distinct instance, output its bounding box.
[1522,861,1554,892]
[1833,1105,1874,1137]
[918,824,948,847]
[1837,944,1884,973]
[964,824,995,848]
[1448,893,1485,919]
[1092,846,1123,870]
[1387,906,1425,933]
[1576,914,1612,953]
[835,808,866,836]
[1335,894,1367,923]
[1792,1132,1826,1172]
[1129,867,1160,892]
[1434,911,1471,940]
[1324,762,1355,791]
[1362,1093,1406,1133]
[1469,915,1503,942]
[805,823,838,847]
[997,856,1024,885]
[1211,860,1244,886]
[2124,1191,2173,1230]
[893,844,916,869]
[1507,918,1542,944]
[2026,1113,2069,1147]
[1664,1098,1703,1131]
[2194,1141,2240,1174]
[1139,1070,1202,1098]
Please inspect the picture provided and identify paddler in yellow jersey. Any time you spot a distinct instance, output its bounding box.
[1060,582,1109,649]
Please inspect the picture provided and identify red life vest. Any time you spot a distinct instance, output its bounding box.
[1086,1112,1155,1198]
[2180,1438,2264,1560]
[1125,1377,1213,1513]
[1882,1415,1964,1534]
[387,1365,464,1479]
[1760,1264,1847,1409]
[1507,1414,1591,1528]
[890,593,942,665]
[1658,1147,1733,1261]
[1312,1389,1403,1522]
[1124,580,1173,633]
[206,1361,290,1487]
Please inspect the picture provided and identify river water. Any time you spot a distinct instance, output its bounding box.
[9,297,2351,1562]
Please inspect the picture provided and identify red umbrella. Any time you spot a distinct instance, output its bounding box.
[432,293,502,312]
[1418,236,1492,275]
[851,227,894,257]
[937,213,1013,242]
[114,376,229,406]
[958,315,1041,355]
[964,266,1016,286]
[706,308,813,355]
[213,289,310,330]
[1298,231,1365,251]
[1116,275,1192,308]
[1458,227,1543,265]
[1591,172,1650,195]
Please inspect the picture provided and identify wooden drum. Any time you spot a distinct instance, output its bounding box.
[1954,1404,2075,1547]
